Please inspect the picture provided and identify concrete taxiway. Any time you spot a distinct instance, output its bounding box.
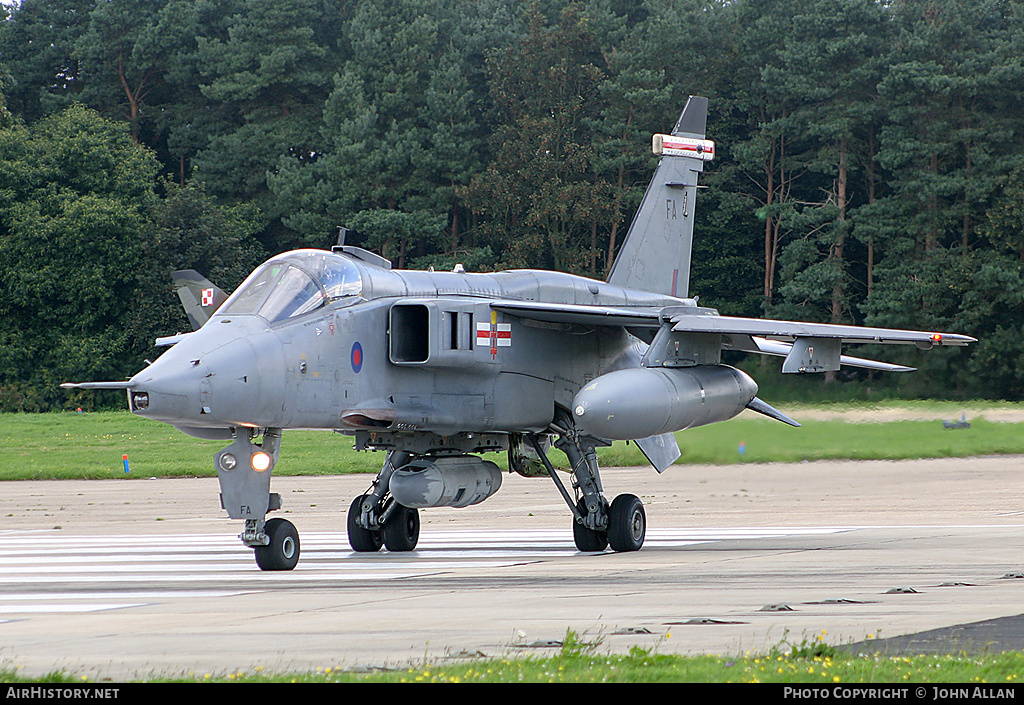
[1,455,1024,680]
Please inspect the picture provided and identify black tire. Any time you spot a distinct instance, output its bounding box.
[607,493,645,552]
[572,499,608,552]
[254,518,300,571]
[382,503,420,552]
[347,495,383,552]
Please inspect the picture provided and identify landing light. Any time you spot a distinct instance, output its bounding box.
[131,392,149,411]
[251,452,272,472]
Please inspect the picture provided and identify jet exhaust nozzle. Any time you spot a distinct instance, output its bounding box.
[571,365,757,441]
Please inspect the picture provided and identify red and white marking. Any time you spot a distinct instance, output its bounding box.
[652,134,715,161]
[476,322,511,347]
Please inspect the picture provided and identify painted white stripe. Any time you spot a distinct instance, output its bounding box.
[0,604,147,614]
[0,560,522,575]
[0,526,871,614]
[0,528,853,555]
[0,572,445,585]
[0,591,246,601]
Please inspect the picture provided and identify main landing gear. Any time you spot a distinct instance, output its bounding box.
[344,415,646,555]
[347,450,421,552]
[531,411,647,553]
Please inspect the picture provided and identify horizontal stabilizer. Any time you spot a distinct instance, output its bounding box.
[746,397,801,427]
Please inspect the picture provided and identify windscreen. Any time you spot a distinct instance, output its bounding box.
[218,250,362,323]
[257,266,325,322]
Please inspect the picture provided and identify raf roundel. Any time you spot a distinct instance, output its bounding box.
[351,341,363,373]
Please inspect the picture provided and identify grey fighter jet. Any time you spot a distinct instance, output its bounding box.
[63,97,974,570]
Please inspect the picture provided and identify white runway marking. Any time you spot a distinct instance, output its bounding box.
[0,603,149,614]
[0,527,850,614]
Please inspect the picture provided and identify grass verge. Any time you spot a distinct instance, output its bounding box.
[2,407,1024,480]
[4,632,1024,683]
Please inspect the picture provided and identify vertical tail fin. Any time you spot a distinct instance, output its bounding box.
[171,270,228,330]
[606,96,712,298]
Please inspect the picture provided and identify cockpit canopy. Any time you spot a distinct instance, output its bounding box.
[218,250,362,323]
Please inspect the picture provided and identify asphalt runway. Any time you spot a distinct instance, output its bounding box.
[2,455,1024,680]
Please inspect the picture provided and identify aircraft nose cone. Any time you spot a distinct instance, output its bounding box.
[128,335,260,426]
[200,338,262,425]
[128,360,204,423]
[130,320,284,428]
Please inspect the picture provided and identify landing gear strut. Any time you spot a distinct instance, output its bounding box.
[215,428,302,570]
[531,411,646,553]
[347,450,421,552]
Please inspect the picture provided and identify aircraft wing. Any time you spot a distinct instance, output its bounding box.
[669,313,975,347]
[492,300,972,373]
[491,300,974,347]
[490,300,661,327]
[671,312,973,374]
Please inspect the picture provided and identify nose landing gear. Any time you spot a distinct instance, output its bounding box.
[216,428,302,570]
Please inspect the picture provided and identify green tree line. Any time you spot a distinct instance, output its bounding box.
[1,0,1023,410]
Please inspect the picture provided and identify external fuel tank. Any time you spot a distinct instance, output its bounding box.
[571,365,757,441]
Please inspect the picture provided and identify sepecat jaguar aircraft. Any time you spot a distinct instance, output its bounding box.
[63,97,974,570]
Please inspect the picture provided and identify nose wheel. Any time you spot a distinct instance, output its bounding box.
[254,517,300,571]
[215,429,300,570]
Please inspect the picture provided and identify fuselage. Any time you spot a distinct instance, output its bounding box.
[127,249,689,440]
